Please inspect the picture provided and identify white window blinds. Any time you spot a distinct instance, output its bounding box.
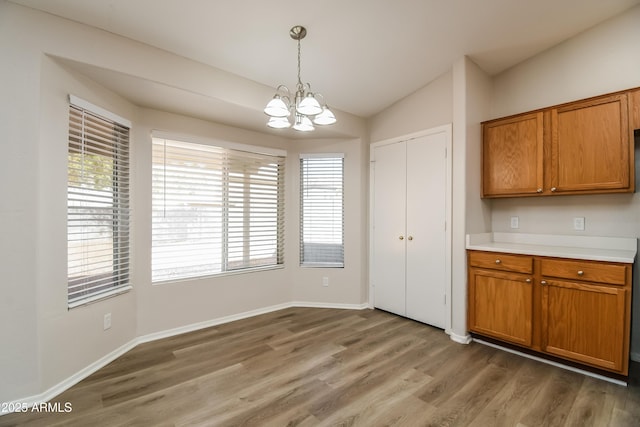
[300,154,344,267]
[152,137,285,282]
[67,99,131,308]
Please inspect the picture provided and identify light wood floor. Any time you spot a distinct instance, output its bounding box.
[2,307,639,426]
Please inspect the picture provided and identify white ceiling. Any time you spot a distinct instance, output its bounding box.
[11,0,640,128]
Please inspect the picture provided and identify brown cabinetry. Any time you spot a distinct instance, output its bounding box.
[482,89,637,198]
[482,113,543,197]
[468,252,533,347]
[467,250,632,375]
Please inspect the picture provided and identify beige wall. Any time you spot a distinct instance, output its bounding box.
[369,70,453,143]
[288,138,369,306]
[0,1,368,404]
[489,5,640,357]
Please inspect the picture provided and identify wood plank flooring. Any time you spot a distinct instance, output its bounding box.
[1,307,639,426]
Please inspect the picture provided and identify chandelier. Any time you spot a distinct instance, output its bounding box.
[264,26,336,131]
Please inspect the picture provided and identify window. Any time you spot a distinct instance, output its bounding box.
[152,136,285,282]
[300,154,344,267]
[67,96,131,308]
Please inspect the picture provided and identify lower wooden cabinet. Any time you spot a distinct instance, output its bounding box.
[542,279,626,373]
[467,250,632,375]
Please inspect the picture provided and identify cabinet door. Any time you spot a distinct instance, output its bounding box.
[468,268,533,347]
[372,141,407,316]
[542,279,626,373]
[550,94,631,193]
[482,112,544,197]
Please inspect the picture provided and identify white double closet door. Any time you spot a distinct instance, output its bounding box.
[371,127,450,329]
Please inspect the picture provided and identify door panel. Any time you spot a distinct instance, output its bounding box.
[405,134,447,328]
[372,142,407,316]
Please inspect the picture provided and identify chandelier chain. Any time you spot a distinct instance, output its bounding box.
[297,38,303,89]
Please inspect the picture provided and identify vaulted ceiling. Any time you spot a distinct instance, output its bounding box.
[11,0,640,134]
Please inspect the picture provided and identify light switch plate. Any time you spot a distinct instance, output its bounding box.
[573,217,585,231]
[510,216,519,229]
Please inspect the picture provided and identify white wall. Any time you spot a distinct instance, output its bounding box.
[450,57,493,341]
[369,70,453,143]
[0,0,41,401]
[489,5,640,357]
[490,5,640,119]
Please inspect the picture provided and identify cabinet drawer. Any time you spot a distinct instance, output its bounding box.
[540,258,627,285]
[468,251,533,274]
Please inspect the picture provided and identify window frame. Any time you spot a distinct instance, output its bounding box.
[67,95,132,308]
[299,153,345,268]
[151,133,286,283]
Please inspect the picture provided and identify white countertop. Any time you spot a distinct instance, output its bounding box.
[466,233,637,263]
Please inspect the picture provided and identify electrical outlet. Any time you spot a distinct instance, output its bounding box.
[322,277,329,287]
[104,313,112,330]
[510,216,519,229]
[573,217,585,231]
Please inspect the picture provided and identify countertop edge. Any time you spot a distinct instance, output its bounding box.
[466,233,637,264]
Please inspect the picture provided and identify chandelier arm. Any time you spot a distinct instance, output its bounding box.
[275,84,291,96]
[265,25,335,130]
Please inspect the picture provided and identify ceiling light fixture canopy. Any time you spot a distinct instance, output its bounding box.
[264,25,336,131]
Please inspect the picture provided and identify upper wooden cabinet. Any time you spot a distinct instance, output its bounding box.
[482,112,543,197]
[482,89,637,198]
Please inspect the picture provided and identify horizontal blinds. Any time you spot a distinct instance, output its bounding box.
[152,138,285,282]
[300,155,344,267]
[68,103,131,307]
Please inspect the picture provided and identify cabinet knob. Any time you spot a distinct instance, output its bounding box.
[536,188,543,193]
[407,236,413,241]
[577,270,584,276]
[525,278,531,283]
[551,187,557,192]
[495,259,501,264]
[541,280,547,285]
[399,235,404,240]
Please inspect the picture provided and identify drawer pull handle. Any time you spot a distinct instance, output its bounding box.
[541,280,547,285]
[495,259,501,264]
[577,270,584,276]
[525,278,531,283]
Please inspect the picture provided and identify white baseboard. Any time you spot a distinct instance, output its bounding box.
[2,301,369,415]
[449,331,472,344]
[1,339,139,414]
[291,301,370,310]
[137,302,294,344]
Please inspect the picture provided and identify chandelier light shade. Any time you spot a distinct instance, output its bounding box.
[264,25,336,131]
